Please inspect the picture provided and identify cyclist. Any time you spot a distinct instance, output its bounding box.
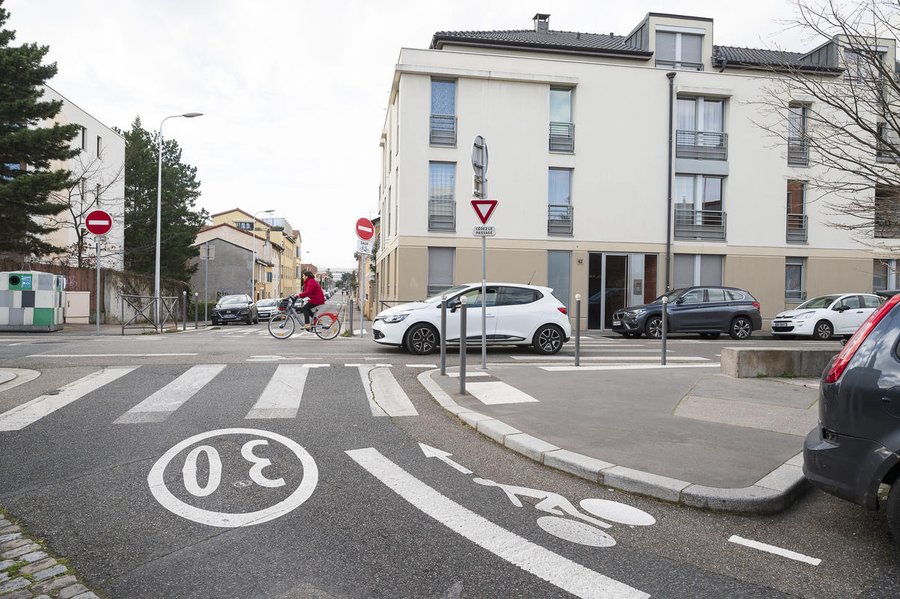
[294,270,325,329]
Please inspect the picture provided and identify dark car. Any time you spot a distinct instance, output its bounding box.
[611,286,762,340]
[212,294,258,325]
[804,293,900,541]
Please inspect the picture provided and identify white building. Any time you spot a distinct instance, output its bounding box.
[377,12,898,329]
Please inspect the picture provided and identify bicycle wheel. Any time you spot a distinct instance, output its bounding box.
[314,313,341,340]
[268,313,295,339]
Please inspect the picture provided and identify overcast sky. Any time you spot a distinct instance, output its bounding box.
[6,0,813,269]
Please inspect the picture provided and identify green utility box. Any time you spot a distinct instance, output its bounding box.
[0,271,65,331]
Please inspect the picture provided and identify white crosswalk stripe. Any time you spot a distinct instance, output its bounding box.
[356,365,419,417]
[114,364,227,424]
[245,364,313,419]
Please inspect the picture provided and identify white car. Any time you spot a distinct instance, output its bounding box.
[256,298,279,320]
[771,293,883,340]
[372,283,572,355]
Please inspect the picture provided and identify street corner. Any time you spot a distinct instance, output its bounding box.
[0,369,41,391]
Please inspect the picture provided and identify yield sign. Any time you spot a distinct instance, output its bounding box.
[471,199,498,225]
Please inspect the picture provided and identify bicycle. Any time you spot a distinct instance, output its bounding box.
[268,296,341,340]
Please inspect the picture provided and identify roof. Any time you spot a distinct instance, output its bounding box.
[713,45,843,73]
[430,29,652,59]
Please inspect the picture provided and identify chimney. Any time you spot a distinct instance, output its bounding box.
[533,13,550,33]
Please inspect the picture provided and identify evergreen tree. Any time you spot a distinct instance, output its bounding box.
[118,117,207,282]
[0,0,80,259]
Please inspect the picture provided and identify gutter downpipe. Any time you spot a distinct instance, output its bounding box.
[665,71,676,293]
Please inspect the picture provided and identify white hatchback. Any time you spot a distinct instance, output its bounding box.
[771,293,883,340]
[372,283,572,355]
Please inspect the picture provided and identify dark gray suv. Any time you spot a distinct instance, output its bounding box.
[611,286,762,339]
[804,292,900,540]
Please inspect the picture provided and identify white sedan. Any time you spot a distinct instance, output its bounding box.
[372,283,572,355]
[771,293,883,340]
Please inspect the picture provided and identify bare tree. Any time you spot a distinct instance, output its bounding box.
[751,0,900,248]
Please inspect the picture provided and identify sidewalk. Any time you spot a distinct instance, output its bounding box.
[420,362,817,514]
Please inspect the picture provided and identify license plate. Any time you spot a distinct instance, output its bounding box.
[223,314,236,319]
[613,320,621,326]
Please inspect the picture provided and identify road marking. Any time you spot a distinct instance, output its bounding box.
[446,371,490,378]
[345,363,393,368]
[115,364,226,424]
[406,363,438,368]
[728,535,821,566]
[542,363,721,372]
[419,442,473,474]
[27,353,196,358]
[512,356,706,362]
[467,381,538,405]
[357,366,418,417]
[0,367,138,431]
[245,364,310,419]
[346,448,648,599]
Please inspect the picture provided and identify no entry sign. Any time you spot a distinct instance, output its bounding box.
[85,209,113,236]
[356,217,374,241]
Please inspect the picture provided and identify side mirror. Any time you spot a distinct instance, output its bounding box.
[675,297,685,305]
[834,306,848,313]
[448,300,461,313]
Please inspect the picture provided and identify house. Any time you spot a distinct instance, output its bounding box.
[376,12,898,330]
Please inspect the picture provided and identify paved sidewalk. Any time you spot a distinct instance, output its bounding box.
[420,363,818,514]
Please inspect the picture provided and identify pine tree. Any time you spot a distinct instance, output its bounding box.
[0,0,79,260]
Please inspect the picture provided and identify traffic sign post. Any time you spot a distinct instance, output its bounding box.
[471,136,493,369]
[355,217,374,337]
[85,210,113,335]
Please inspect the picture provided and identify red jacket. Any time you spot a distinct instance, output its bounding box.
[297,277,325,305]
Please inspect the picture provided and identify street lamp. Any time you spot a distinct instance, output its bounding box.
[250,209,274,301]
[154,112,203,330]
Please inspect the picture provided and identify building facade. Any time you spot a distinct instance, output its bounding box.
[376,12,898,330]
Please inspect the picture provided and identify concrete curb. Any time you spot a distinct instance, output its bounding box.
[418,369,809,514]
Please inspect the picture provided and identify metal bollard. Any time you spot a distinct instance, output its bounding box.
[574,294,581,367]
[182,291,187,331]
[194,292,199,329]
[459,296,467,395]
[348,299,354,336]
[440,295,447,376]
[661,295,668,365]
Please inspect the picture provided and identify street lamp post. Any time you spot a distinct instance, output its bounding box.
[154,112,203,331]
[250,209,274,301]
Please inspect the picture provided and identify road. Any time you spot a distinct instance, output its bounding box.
[1,305,899,598]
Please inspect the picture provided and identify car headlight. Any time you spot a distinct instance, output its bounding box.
[794,311,816,320]
[625,309,646,317]
[382,313,409,324]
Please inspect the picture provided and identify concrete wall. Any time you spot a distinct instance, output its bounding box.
[188,239,252,300]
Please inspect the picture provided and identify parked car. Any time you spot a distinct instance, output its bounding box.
[211,294,258,325]
[372,283,572,355]
[803,292,900,541]
[771,293,882,340]
[256,298,279,320]
[611,286,762,339]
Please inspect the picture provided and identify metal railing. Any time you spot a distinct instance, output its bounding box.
[785,290,807,302]
[549,122,574,153]
[430,114,457,146]
[788,137,809,166]
[674,207,726,240]
[676,130,728,160]
[428,198,456,231]
[120,294,182,334]
[655,59,704,71]
[548,204,574,236]
[786,213,808,243]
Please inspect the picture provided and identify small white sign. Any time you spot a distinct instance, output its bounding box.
[473,225,496,237]
[357,239,373,254]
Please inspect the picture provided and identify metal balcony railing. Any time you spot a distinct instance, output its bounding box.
[430,114,457,147]
[655,59,704,71]
[676,130,728,160]
[549,122,574,153]
[547,204,573,236]
[674,207,726,240]
[786,213,808,243]
[428,198,456,232]
[788,137,809,166]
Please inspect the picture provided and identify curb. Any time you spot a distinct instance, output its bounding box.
[418,369,809,514]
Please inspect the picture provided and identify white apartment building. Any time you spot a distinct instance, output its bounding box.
[43,85,126,270]
[376,12,898,330]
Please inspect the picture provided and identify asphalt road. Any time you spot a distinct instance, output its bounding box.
[1,312,898,598]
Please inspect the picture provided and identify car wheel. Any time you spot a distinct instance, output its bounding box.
[887,481,900,542]
[700,333,721,339]
[405,323,439,355]
[814,320,834,340]
[729,316,753,340]
[645,316,662,339]
[533,324,564,355]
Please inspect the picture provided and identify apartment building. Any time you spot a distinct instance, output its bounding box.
[377,12,897,329]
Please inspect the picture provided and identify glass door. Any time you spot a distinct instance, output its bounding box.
[603,254,628,329]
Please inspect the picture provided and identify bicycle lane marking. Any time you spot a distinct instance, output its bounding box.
[346,447,649,599]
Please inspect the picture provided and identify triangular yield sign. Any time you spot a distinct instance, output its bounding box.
[471,199,498,225]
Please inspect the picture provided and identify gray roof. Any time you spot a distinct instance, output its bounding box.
[430,29,652,58]
[713,45,843,73]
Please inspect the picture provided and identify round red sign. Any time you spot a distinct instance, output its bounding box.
[356,217,374,241]
[85,209,113,236]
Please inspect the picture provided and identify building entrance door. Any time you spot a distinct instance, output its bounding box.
[588,253,659,330]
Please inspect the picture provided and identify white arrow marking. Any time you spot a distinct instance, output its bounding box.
[419,442,473,475]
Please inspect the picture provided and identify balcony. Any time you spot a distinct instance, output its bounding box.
[786,213,808,243]
[430,114,457,147]
[655,59,704,71]
[676,130,728,161]
[788,137,809,166]
[549,122,574,153]
[548,204,573,236]
[428,198,455,232]
[674,207,726,241]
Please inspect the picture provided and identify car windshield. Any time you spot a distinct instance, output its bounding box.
[218,295,247,306]
[424,285,471,303]
[649,289,687,304]
[797,295,841,310]
[257,299,277,307]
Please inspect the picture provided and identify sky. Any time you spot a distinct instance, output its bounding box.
[5,0,813,269]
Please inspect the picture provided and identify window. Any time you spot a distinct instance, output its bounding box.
[459,286,498,308]
[874,259,899,291]
[706,288,726,302]
[785,257,805,301]
[236,221,253,231]
[674,254,723,288]
[430,79,457,146]
[674,175,725,240]
[655,30,703,70]
[499,287,540,306]
[786,180,807,243]
[547,250,571,308]
[680,289,705,304]
[788,104,809,166]
[549,88,574,153]
[676,97,726,160]
[862,295,882,309]
[427,247,454,296]
[96,135,102,158]
[428,162,456,231]
[875,184,900,239]
[80,126,87,150]
[266,272,273,283]
[876,122,899,163]
[548,168,573,235]
[844,48,885,83]
[838,295,861,310]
